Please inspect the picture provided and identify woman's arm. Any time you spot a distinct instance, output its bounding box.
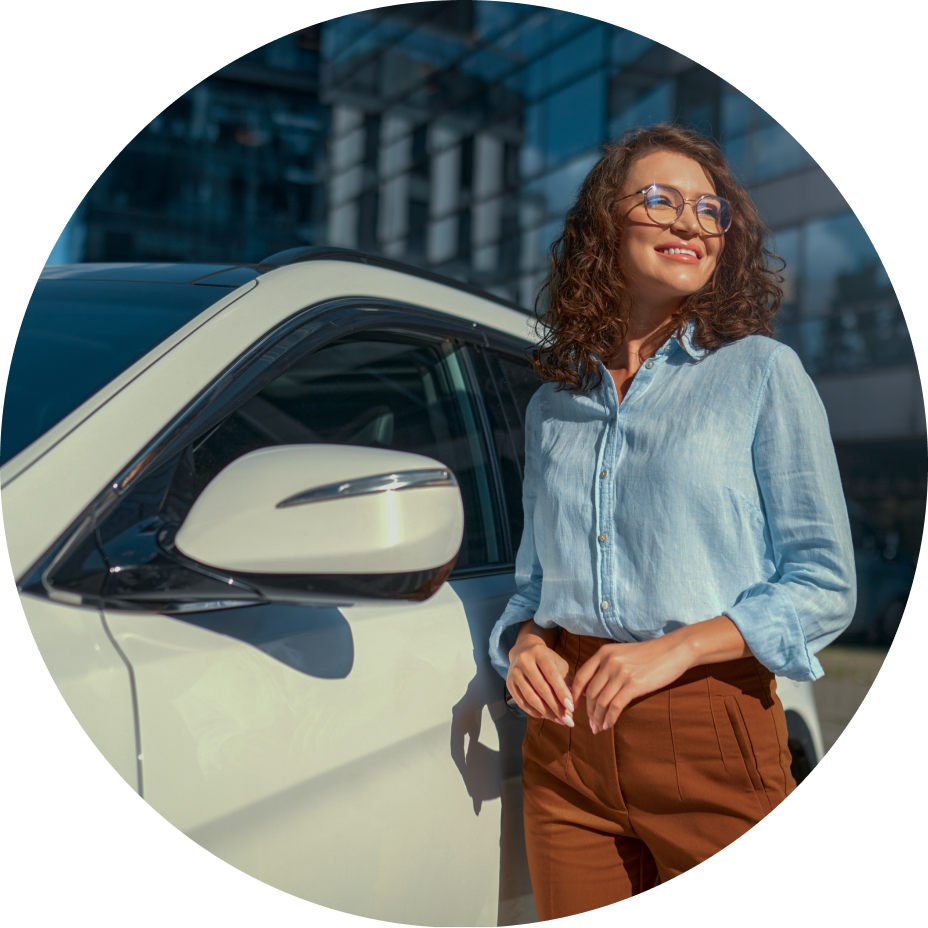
[570,616,751,733]
[488,392,548,678]
[720,346,856,680]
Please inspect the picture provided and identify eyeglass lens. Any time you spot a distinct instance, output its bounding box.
[642,185,732,234]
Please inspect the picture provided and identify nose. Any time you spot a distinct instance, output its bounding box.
[671,201,701,234]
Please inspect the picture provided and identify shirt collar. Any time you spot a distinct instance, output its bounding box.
[673,320,710,362]
[591,320,710,370]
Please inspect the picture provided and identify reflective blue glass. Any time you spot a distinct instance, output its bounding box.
[527,26,606,99]
[723,123,814,185]
[473,1,530,40]
[609,80,672,137]
[460,46,517,83]
[771,226,802,314]
[2,281,226,464]
[524,151,600,221]
[545,72,606,165]
[505,8,557,58]
[802,212,890,318]
[521,101,546,178]
[721,89,774,137]
[610,29,653,67]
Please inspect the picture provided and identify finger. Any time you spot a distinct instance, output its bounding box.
[601,688,635,730]
[570,655,602,705]
[513,675,565,723]
[507,680,540,718]
[539,653,575,715]
[522,661,570,720]
[602,676,644,729]
[586,667,627,731]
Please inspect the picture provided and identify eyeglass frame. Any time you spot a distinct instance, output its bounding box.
[616,184,732,235]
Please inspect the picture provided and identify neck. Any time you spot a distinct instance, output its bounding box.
[607,296,682,370]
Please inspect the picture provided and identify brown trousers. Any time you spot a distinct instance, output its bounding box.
[522,631,796,920]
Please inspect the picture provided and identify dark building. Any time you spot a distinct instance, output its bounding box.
[65,26,328,265]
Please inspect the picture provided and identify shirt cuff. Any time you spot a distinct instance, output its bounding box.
[724,583,824,682]
[489,595,537,679]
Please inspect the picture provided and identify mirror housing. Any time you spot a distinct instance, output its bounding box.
[30,444,464,614]
[174,444,464,594]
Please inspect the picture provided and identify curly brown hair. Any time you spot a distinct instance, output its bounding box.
[533,123,784,392]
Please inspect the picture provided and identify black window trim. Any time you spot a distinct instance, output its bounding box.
[455,343,513,568]
[20,295,535,596]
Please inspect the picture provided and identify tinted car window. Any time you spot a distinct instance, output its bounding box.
[192,331,506,571]
[470,346,541,553]
[2,280,225,464]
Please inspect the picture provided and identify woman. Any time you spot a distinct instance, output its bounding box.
[488,124,855,918]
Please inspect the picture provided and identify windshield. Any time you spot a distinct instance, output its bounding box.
[1,279,228,465]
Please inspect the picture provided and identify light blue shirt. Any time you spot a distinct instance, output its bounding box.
[489,323,856,683]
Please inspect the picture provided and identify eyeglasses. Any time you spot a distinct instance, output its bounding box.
[617,184,732,235]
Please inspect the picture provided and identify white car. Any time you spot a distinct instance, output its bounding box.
[2,249,825,926]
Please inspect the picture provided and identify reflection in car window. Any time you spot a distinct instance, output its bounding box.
[2,280,226,465]
[192,331,505,571]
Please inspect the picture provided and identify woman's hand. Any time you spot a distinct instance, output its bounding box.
[571,616,752,734]
[507,621,575,726]
[570,637,691,734]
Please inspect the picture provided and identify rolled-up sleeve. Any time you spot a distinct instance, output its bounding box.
[724,346,856,681]
[489,393,545,679]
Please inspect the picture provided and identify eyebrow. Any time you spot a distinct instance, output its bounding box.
[646,182,718,198]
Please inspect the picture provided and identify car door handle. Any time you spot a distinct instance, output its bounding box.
[276,468,458,509]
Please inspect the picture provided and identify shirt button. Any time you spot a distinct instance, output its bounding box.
[645,360,654,369]
[600,470,607,479]
[598,533,607,542]
[601,600,610,610]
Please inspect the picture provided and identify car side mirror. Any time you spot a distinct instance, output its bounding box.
[173,444,464,604]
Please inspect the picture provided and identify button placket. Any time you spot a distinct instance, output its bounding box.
[598,371,624,628]
[592,398,612,627]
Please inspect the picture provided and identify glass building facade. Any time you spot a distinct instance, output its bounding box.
[49,1,924,564]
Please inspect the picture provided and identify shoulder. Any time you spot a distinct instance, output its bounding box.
[714,334,790,365]
[526,380,576,418]
[711,336,810,382]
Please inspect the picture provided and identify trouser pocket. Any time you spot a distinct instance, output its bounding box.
[722,697,772,814]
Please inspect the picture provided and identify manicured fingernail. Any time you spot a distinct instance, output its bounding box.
[565,716,575,727]
[590,722,599,734]
[603,721,611,730]
[564,697,574,712]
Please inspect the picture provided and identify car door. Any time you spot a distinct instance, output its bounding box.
[87,307,521,926]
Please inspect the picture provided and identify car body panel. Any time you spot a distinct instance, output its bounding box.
[103,581,504,925]
[20,593,139,791]
[773,673,825,762]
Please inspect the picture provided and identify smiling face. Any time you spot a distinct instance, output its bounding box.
[617,149,725,315]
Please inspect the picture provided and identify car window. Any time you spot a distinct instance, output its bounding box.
[191,331,506,571]
[1,280,226,465]
[469,346,542,553]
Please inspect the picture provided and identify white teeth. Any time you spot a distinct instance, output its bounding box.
[663,248,697,258]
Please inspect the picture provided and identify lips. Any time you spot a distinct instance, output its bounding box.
[655,244,701,264]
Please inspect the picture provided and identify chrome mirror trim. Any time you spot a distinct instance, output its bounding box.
[276,468,458,509]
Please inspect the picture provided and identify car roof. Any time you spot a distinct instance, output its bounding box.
[39,250,531,315]
[39,263,260,287]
